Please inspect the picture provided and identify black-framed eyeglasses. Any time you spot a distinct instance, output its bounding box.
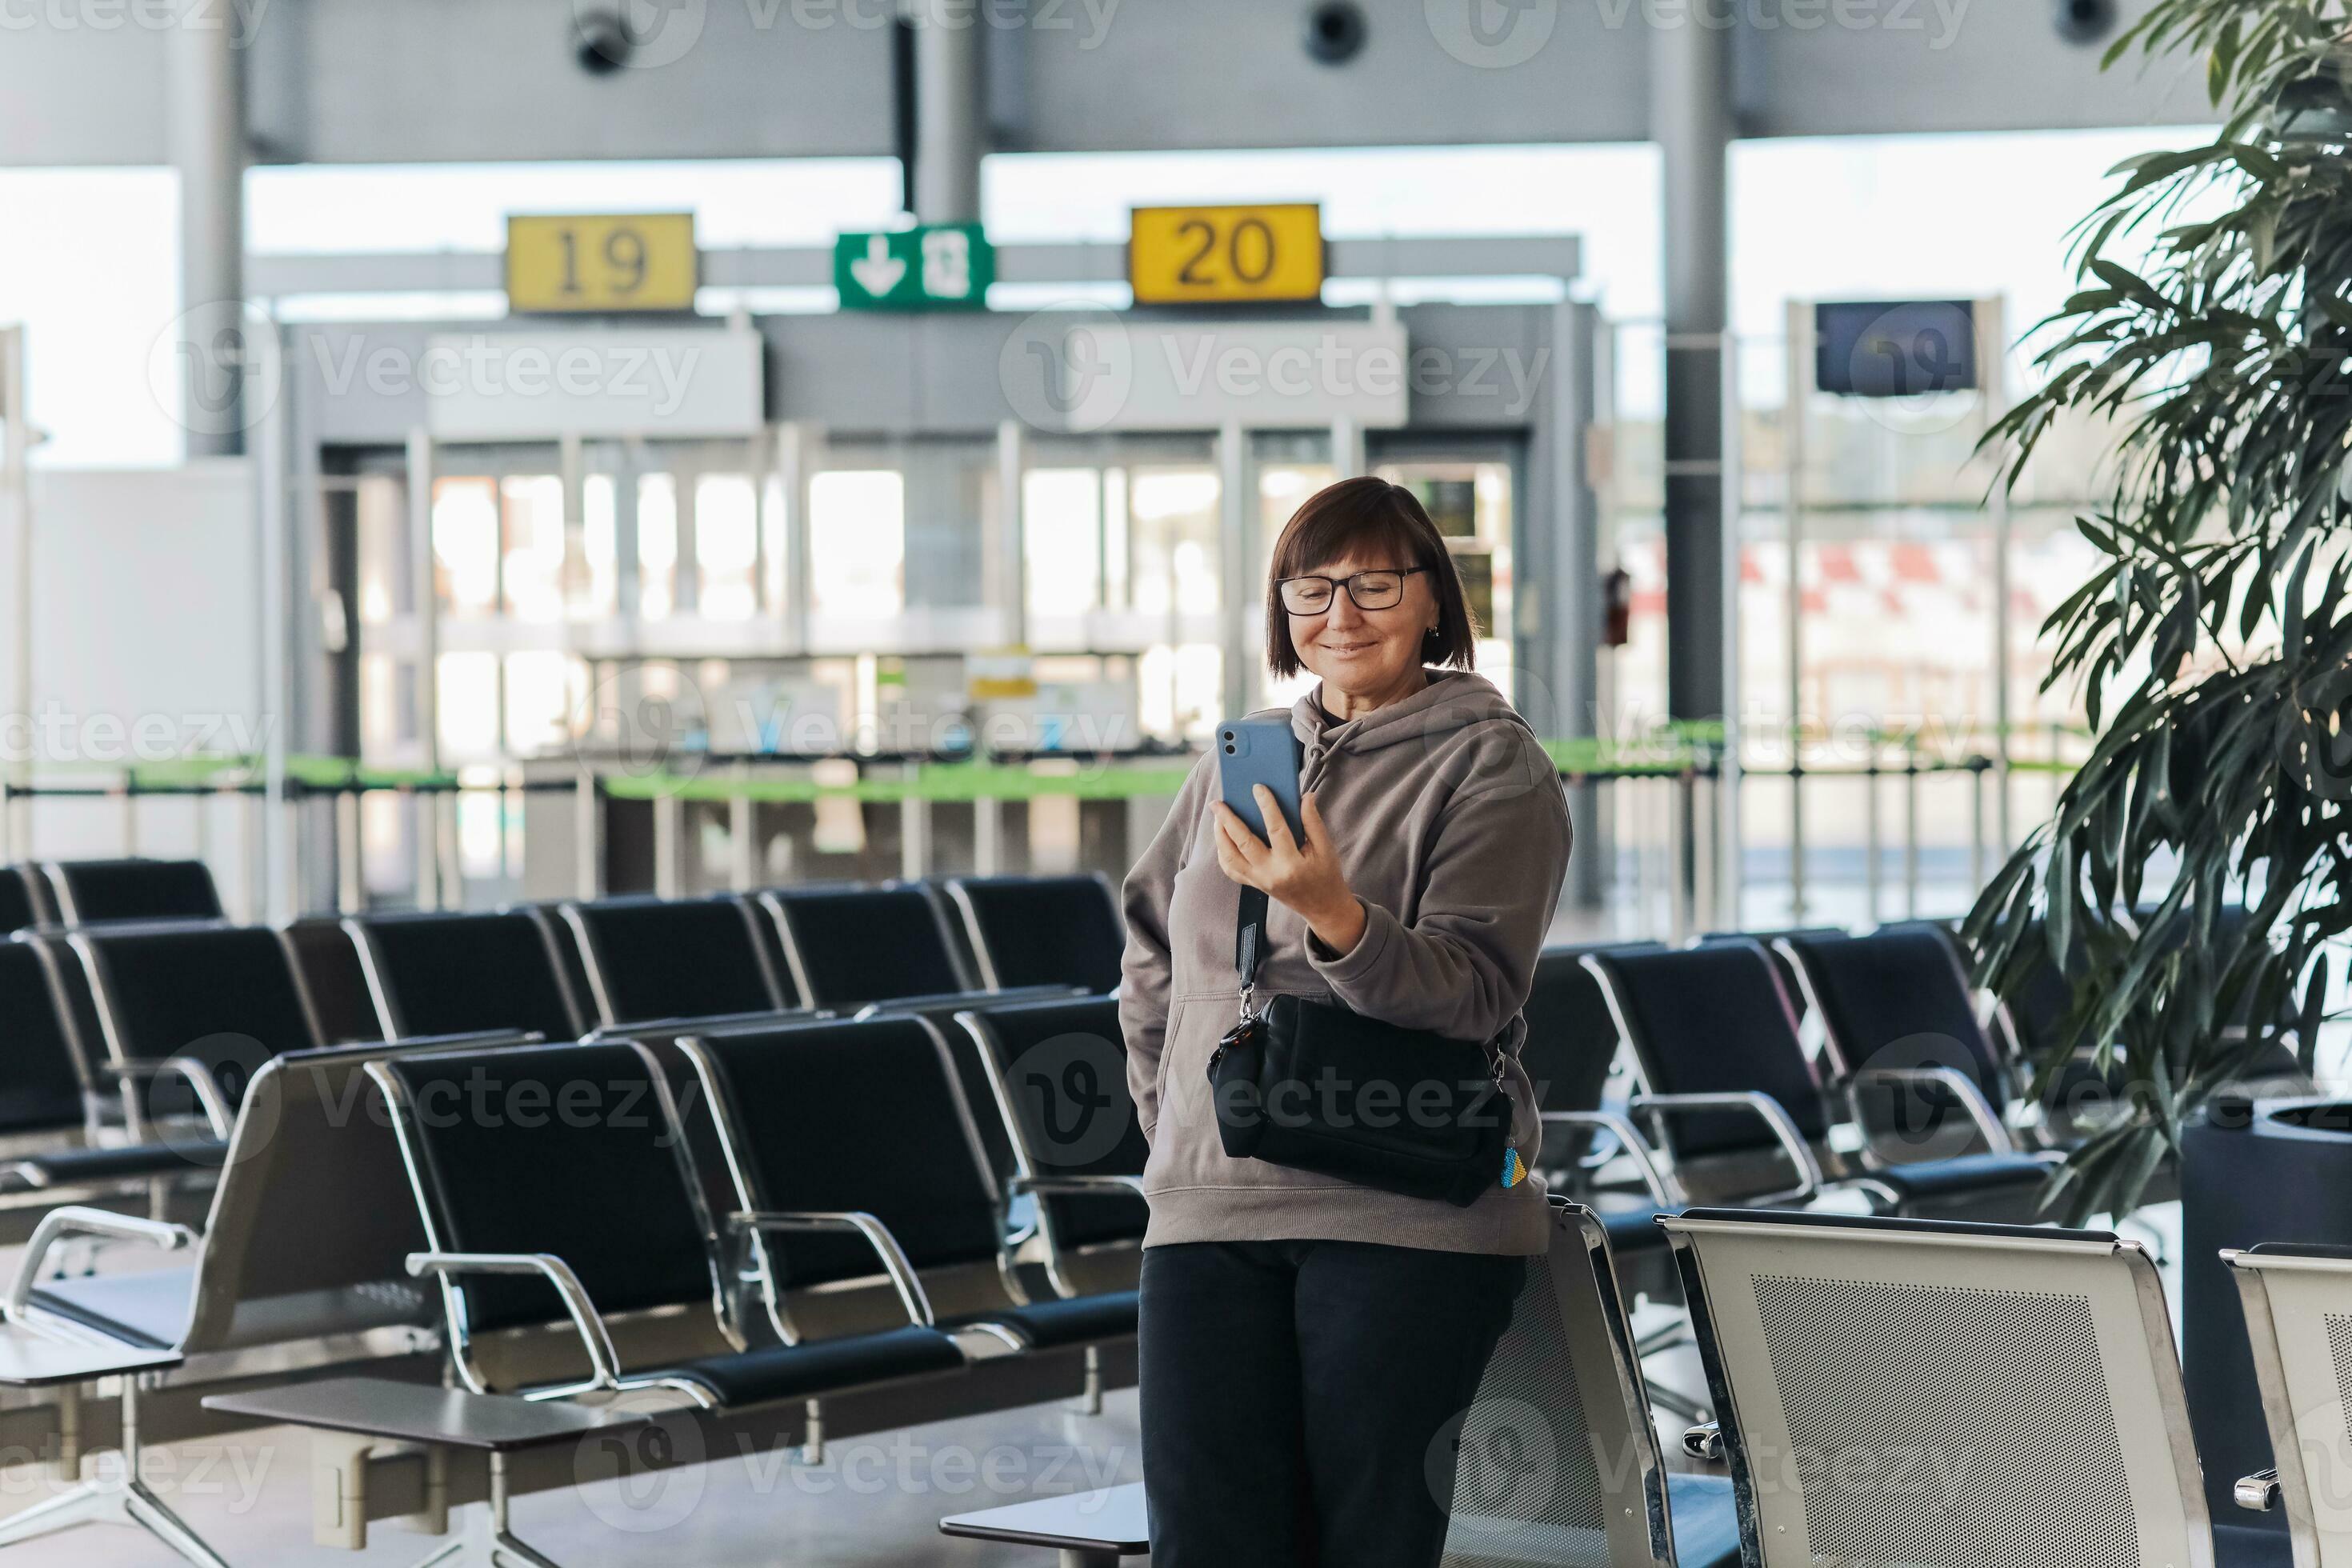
[1278,567,1430,614]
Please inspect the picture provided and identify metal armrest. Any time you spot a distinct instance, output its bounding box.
[2236,1469,2282,1513]
[406,1251,623,1397]
[1630,1091,1825,1206]
[1008,1174,1148,1202]
[103,1058,234,1140]
[6,1206,197,1324]
[1845,1066,2016,1157]
[1537,1110,1681,1206]
[730,1210,936,1328]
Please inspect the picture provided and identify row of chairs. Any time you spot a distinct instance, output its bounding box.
[0,988,1151,1563]
[1431,1195,2352,1568]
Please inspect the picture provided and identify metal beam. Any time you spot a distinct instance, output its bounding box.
[246,236,1583,302]
[170,0,247,458]
[911,5,986,226]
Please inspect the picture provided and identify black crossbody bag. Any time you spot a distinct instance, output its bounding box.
[1205,886,1518,1208]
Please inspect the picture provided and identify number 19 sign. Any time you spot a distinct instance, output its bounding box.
[506,214,699,314]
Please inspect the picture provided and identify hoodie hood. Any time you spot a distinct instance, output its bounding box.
[1286,668,1536,756]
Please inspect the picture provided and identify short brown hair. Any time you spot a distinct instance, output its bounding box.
[1264,477,1479,679]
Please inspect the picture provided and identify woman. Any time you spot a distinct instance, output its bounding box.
[1118,475,1574,1568]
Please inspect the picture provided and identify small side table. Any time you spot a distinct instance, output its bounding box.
[940,1482,1150,1568]
[204,1376,651,1567]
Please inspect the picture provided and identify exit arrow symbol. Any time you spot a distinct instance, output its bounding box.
[849,234,906,298]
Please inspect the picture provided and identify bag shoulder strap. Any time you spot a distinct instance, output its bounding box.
[1235,884,1270,988]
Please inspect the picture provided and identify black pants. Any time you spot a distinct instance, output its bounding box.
[1138,1238,1524,1568]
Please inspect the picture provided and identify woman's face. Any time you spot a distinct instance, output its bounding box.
[1286,550,1438,702]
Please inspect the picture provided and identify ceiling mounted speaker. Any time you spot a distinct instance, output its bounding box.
[574,10,634,74]
[2054,0,2118,46]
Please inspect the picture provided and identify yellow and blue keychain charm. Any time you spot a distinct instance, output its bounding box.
[1499,1146,1527,1189]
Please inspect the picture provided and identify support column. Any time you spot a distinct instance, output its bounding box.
[170,0,246,458]
[1654,10,1734,726]
[910,2,985,226]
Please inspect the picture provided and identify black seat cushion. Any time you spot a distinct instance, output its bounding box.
[695,1020,1006,1286]
[82,926,317,1110]
[653,1324,963,1407]
[950,877,1125,993]
[1522,942,1660,1170]
[51,859,223,924]
[383,1042,718,1334]
[6,1140,225,1186]
[769,886,964,1006]
[361,912,581,1040]
[1589,942,1833,1159]
[949,1290,1138,1350]
[572,898,778,1023]
[1870,1151,2056,1202]
[0,942,93,1134]
[1700,928,1848,1019]
[1791,930,2006,1093]
[962,995,1147,1251]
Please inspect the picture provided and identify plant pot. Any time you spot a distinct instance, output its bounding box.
[2181,1096,2352,1545]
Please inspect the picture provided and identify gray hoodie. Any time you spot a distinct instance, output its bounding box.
[1118,669,1572,1257]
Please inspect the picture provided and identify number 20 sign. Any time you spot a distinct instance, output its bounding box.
[1129,204,1325,306]
[506,214,699,314]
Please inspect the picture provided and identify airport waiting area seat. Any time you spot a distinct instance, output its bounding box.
[371,1038,970,1413]
[42,858,223,926]
[951,994,1149,1299]
[2222,1245,2352,1566]
[942,874,1126,994]
[1662,1208,2285,1568]
[1583,940,2058,1222]
[678,1015,1140,1362]
[278,916,382,1047]
[558,894,788,1026]
[0,868,38,935]
[348,908,586,1042]
[758,882,970,1006]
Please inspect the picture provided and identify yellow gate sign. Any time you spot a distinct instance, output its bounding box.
[1129,204,1324,306]
[506,213,698,314]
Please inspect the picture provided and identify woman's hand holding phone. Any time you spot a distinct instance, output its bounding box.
[1211,788,1368,958]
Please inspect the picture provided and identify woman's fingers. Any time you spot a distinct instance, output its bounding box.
[1300,790,1330,853]
[1253,785,1299,853]
[1212,802,1266,866]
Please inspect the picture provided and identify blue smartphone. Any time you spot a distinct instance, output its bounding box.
[1217,718,1305,845]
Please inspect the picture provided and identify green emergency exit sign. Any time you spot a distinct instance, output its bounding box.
[834,225,994,312]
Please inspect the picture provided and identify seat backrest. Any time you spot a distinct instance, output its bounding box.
[942,874,1126,993]
[76,924,322,1112]
[18,931,106,1099]
[1582,941,1831,1159]
[562,896,783,1026]
[46,858,224,924]
[1663,1209,2209,1568]
[1782,929,2006,1096]
[0,867,36,935]
[279,918,383,1046]
[1438,1200,1678,1566]
[1520,942,1658,1117]
[683,1016,1006,1294]
[760,885,966,1006]
[375,1041,722,1346]
[2225,1245,2352,1567]
[351,910,584,1042]
[0,941,92,1134]
[179,1039,537,1354]
[1701,927,1848,1020]
[953,995,1146,1254]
